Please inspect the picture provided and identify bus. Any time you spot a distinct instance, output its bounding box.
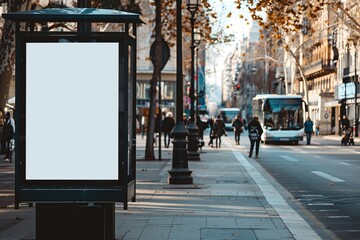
[252,94,305,144]
[218,108,240,131]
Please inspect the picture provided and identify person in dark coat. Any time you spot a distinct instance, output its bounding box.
[196,115,207,140]
[153,114,162,147]
[161,112,175,148]
[213,115,226,148]
[304,116,314,145]
[247,116,263,158]
[232,115,244,145]
[207,116,215,146]
[243,118,247,130]
[340,115,350,132]
[2,112,15,163]
[154,114,161,134]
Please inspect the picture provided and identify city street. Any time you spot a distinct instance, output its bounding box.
[227,130,360,240]
[0,131,359,239]
[1,1,360,239]
[256,140,360,239]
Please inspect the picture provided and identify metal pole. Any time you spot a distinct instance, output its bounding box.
[196,46,199,117]
[264,42,268,93]
[355,46,358,137]
[168,0,193,184]
[77,0,91,32]
[158,74,162,160]
[186,11,200,161]
[190,17,195,122]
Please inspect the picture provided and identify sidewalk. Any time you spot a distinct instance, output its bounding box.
[321,134,360,143]
[0,135,331,240]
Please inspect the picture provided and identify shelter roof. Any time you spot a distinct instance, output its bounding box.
[3,8,144,23]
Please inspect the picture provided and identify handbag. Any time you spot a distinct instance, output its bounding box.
[9,139,15,151]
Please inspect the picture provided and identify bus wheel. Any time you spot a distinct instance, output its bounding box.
[293,141,298,145]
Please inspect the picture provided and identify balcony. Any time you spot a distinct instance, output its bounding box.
[303,59,336,80]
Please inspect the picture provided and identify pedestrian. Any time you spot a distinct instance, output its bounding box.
[183,113,189,126]
[213,115,226,148]
[135,114,140,133]
[232,115,244,145]
[161,112,175,148]
[154,114,162,147]
[304,116,314,145]
[315,118,321,136]
[247,116,263,158]
[196,115,207,140]
[0,109,5,155]
[141,115,146,139]
[2,112,15,163]
[207,116,215,147]
[340,115,350,132]
[243,118,247,130]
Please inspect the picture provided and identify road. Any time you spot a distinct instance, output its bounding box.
[229,131,360,240]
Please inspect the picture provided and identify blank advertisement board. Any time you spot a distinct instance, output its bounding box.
[25,42,119,181]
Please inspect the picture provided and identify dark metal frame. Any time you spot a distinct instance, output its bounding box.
[3,8,143,206]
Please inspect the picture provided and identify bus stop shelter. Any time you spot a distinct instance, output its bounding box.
[3,8,144,239]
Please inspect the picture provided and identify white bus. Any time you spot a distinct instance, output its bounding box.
[252,94,305,144]
[219,108,240,131]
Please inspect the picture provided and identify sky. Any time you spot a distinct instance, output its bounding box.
[205,0,252,104]
[208,0,251,43]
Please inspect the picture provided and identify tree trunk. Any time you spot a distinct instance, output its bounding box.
[0,20,16,110]
[145,0,162,160]
[0,0,32,110]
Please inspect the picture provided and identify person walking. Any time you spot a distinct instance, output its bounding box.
[340,115,350,132]
[2,112,15,163]
[315,118,321,136]
[304,116,314,145]
[0,109,5,155]
[232,115,243,145]
[161,112,175,148]
[207,116,215,147]
[141,115,146,139]
[243,118,247,130]
[213,115,226,148]
[154,114,162,147]
[247,116,263,158]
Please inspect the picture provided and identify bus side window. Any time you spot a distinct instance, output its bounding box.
[262,99,271,112]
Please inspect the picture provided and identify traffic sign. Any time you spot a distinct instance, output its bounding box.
[183,95,191,105]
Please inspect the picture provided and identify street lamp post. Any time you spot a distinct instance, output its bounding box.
[168,0,193,184]
[348,37,359,137]
[194,30,201,118]
[186,0,200,161]
[356,47,359,137]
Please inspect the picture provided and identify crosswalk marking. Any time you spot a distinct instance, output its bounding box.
[340,162,351,166]
[311,171,345,183]
[280,155,298,162]
[308,203,334,206]
[351,151,360,155]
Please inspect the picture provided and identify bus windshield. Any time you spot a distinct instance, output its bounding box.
[219,109,239,124]
[264,98,303,130]
[218,108,240,130]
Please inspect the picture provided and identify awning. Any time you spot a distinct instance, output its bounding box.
[324,101,340,107]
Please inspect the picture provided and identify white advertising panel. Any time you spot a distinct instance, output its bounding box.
[26,42,119,180]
